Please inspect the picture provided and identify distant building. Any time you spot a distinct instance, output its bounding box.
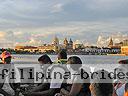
[115,42,123,47]
[15,36,74,53]
[52,36,60,52]
[38,44,55,53]
[73,40,84,50]
[110,46,121,54]
[108,37,113,48]
[63,38,73,52]
[68,38,73,52]
[123,39,128,46]
[63,38,68,49]
[121,46,128,55]
[15,46,38,52]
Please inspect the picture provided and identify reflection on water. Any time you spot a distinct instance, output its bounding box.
[12,54,128,64]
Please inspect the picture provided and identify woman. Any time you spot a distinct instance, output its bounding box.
[113,59,128,96]
[89,70,113,96]
[24,54,62,96]
[38,54,53,64]
[56,56,91,96]
[0,51,12,64]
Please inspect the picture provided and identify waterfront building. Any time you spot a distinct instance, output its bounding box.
[63,38,73,52]
[115,42,123,47]
[68,38,73,52]
[121,46,128,55]
[84,46,98,53]
[83,45,121,55]
[52,36,60,52]
[73,40,84,50]
[15,36,74,53]
[63,38,68,49]
[110,46,121,54]
[123,39,128,46]
[108,37,113,48]
[15,46,38,52]
[38,44,55,53]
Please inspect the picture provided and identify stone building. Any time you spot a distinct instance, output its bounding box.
[63,38,73,52]
[108,37,113,48]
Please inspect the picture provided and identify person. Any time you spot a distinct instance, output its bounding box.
[0,51,11,95]
[0,51,12,64]
[38,54,53,64]
[118,59,128,64]
[54,49,67,64]
[89,70,113,96]
[55,56,91,96]
[38,54,53,83]
[113,59,128,96]
[124,83,128,96]
[24,54,62,96]
[0,51,21,95]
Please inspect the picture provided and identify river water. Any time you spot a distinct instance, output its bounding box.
[12,54,128,64]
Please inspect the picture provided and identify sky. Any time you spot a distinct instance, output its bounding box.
[0,0,128,48]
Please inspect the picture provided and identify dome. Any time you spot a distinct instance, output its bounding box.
[74,40,82,44]
[69,38,73,44]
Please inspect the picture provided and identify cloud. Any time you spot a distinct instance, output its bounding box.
[51,3,63,13]
[0,31,14,48]
[0,31,6,38]
[0,0,128,28]
[0,0,128,47]
[15,37,43,46]
[25,38,43,46]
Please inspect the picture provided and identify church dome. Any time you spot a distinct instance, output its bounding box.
[69,38,73,44]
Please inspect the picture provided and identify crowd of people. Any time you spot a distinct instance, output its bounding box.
[0,49,128,96]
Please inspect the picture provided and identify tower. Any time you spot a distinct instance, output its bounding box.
[69,38,73,49]
[53,36,59,52]
[63,38,68,49]
[53,36,59,46]
[108,37,113,47]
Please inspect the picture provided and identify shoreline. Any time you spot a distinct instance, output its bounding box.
[11,53,128,56]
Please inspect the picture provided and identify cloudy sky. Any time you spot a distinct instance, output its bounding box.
[0,0,128,48]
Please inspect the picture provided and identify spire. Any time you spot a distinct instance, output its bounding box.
[53,36,59,45]
[64,38,68,45]
[108,37,113,47]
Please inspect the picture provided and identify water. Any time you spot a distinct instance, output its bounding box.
[11,54,128,64]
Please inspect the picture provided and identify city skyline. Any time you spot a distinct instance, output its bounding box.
[0,0,128,48]
[0,32,128,48]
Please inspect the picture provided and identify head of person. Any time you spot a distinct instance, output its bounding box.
[116,59,128,83]
[0,51,12,64]
[2,48,6,52]
[119,59,128,64]
[38,54,52,64]
[67,56,82,71]
[57,49,67,60]
[90,70,113,96]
